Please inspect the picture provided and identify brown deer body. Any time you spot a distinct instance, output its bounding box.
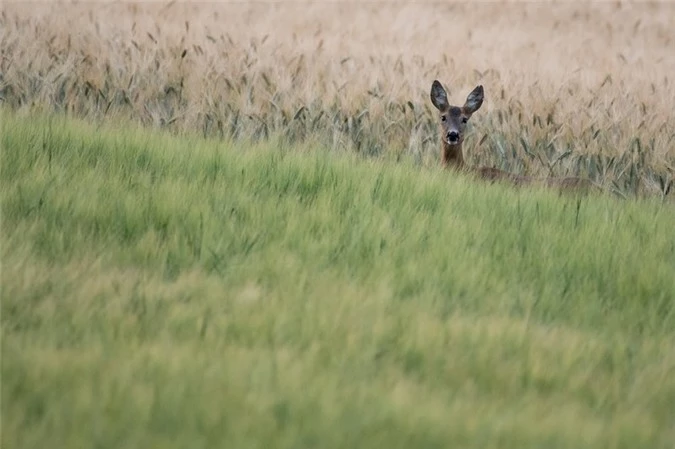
[430,80,595,192]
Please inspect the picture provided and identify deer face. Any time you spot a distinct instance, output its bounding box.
[430,81,484,146]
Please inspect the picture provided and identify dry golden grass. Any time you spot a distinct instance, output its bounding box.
[1,0,674,197]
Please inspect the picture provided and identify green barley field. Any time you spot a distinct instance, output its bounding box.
[2,109,675,448]
[2,1,675,448]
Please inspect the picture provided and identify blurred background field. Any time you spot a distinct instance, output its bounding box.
[1,0,674,197]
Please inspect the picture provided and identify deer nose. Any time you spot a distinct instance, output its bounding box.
[447,131,460,142]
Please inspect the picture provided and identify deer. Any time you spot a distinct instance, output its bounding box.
[430,80,596,192]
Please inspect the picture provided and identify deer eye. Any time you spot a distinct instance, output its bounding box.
[441,115,446,122]
[461,117,468,124]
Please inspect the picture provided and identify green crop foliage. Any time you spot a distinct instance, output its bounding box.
[2,109,675,449]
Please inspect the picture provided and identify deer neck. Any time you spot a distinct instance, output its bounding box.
[441,141,465,169]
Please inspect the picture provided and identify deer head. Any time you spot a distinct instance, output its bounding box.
[430,81,484,167]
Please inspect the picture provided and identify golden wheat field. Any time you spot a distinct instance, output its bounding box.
[1,1,674,197]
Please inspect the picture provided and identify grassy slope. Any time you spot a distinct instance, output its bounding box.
[2,109,674,449]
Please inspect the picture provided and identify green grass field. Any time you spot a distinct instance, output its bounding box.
[2,109,675,448]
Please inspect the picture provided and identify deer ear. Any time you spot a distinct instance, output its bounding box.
[430,80,449,111]
[464,85,484,114]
